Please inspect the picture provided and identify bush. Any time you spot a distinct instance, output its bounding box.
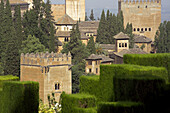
[80,75,102,102]
[99,64,168,102]
[97,101,144,113]
[73,107,97,113]
[123,53,170,81]
[0,81,39,113]
[61,93,96,113]
[0,75,19,89]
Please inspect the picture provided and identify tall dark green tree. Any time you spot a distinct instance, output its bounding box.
[96,10,107,44]
[62,23,89,93]
[87,36,96,54]
[125,23,134,48]
[155,21,170,53]
[85,12,89,21]
[0,0,4,61]
[49,24,56,52]
[117,11,124,33]
[89,9,95,21]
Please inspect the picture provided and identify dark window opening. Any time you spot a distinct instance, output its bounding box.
[55,83,60,90]
[141,28,143,31]
[145,28,147,31]
[96,68,98,74]
[138,6,140,8]
[122,43,124,47]
[96,61,98,65]
[89,68,91,73]
[125,43,127,47]
[64,37,69,42]
[119,43,121,47]
[149,28,151,31]
[137,28,140,31]
[134,28,136,31]
[146,5,147,8]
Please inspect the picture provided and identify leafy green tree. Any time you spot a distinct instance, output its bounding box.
[89,9,95,21]
[20,35,46,54]
[87,36,96,54]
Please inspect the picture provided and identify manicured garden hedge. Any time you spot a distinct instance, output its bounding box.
[99,64,168,102]
[61,93,96,113]
[123,53,170,81]
[0,81,39,113]
[98,101,144,113]
[80,75,102,102]
[73,107,97,113]
[0,75,19,89]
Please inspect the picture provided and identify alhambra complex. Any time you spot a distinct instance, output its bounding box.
[17,0,163,104]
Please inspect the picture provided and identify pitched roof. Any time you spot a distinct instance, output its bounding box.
[55,14,76,25]
[79,21,99,28]
[100,44,115,51]
[114,32,130,40]
[98,55,114,63]
[86,54,102,60]
[134,35,152,43]
[114,48,147,57]
[9,0,29,5]
[56,31,71,37]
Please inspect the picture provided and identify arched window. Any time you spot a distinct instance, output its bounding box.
[119,43,121,47]
[134,28,136,31]
[145,28,147,31]
[55,83,60,90]
[137,28,140,31]
[149,28,151,31]
[122,43,124,47]
[141,28,143,31]
[125,43,127,47]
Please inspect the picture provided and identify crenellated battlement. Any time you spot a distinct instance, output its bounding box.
[119,0,161,4]
[20,52,72,66]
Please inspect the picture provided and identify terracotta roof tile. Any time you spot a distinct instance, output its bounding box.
[134,35,152,43]
[56,31,71,37]
[114,32,130,39]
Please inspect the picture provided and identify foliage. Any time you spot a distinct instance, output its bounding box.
[0,63,4,75]
[140,44,145,50]
[62,23,89,93]
[85,12,89,21]
[0,75,19,89]
[0,81,39,113]
[96,10,124,44]
[98,101,144,113]
[154,21,170,53]
[20,35,46,54]
[124,23,134,48]
[61,92,96,113]
[87,36,96,54]
[89,9,95,21]
[123,53,170,82]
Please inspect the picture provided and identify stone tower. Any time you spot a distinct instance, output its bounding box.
[23,0,44,9]
[118,0,161,41]
[66,0,85,21]
[20,52,72,104]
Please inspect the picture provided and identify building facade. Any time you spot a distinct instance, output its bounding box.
[20,52,72,104]
[118,0,161,41]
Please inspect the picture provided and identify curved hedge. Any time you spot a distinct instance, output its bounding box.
[61,93,96,113]
[0,81,39,113]
[123,53,170,81]
[98,101,144,113]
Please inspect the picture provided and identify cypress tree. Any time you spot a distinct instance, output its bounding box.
[0,0,4,61]
[117,11,124,33]
[89,9,95,21]
[85,12,89,21]
[49,24,56,52]
[87,36,96,54]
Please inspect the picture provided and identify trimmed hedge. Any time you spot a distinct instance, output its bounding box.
[73,107,97,113]
[80,75,102,102]
[98,101,144,113]
[0,81,39,113]
[0,75,19,88]
[99,64,168,102]
[61,93,96,113]
[123,53,170,81]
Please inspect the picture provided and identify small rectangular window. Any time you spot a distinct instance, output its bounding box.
[96,68,98,74]
[89,68,91,73]
[55,83,60,90]
[145,28,147,31]
[122,43,124,47]
[125,43,127,47]
[119,43,121,47]
[149,28,151,31]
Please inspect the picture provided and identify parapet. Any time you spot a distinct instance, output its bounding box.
[21,52,72,66]
[120,0,161,4]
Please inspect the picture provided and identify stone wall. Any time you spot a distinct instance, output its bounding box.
[51,4,66,21]
[119,0,161,41]
[66,0,85,21]
[20,52,72,103]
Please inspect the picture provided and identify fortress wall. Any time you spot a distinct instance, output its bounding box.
[119,0,161,41]
[51,4,66,21]
[66,0,85,21]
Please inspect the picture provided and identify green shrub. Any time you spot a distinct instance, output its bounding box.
[123,53,170,81]
[98,101,144,113]
[99,64,168,102]
[0,81,39,113]
[61,93,96,113]
[73,107,97,113]
[0,75,19,88]
[80,75,102,102]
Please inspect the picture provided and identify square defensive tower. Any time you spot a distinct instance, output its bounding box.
[20,52,72,104]
[119,0,161,41]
